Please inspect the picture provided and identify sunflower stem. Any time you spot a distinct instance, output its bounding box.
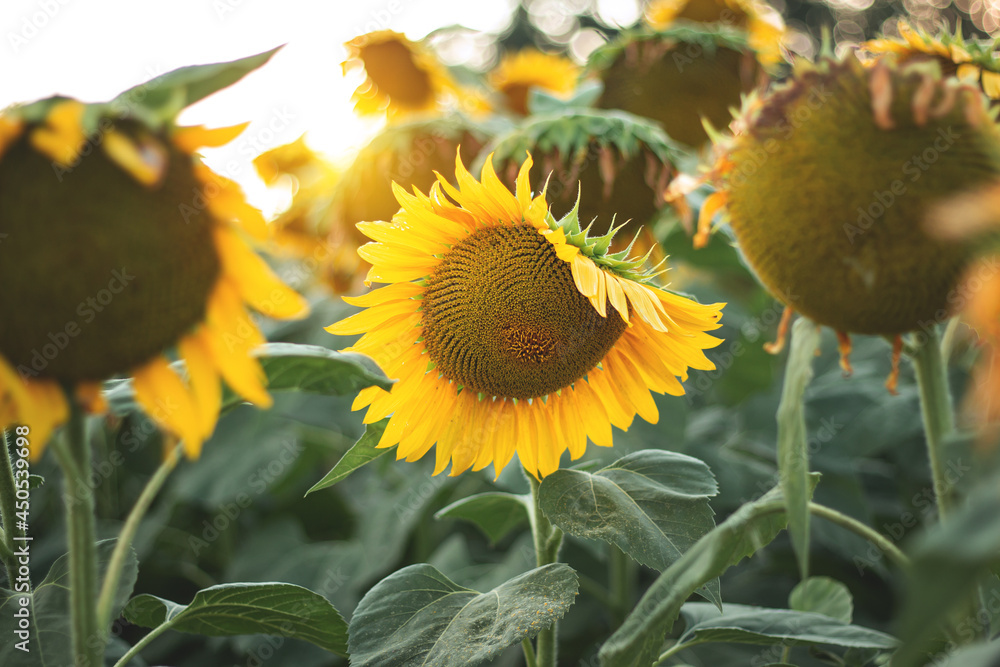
[521,638,538,667]
[807,502,909,571]
[96,441,182,632]
[0,429,25,582]
[526,472,563,667]
[53,399,102,667]
[609,545,635,629]
[910,327,957,520]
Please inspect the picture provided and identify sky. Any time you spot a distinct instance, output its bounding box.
[1,0,640,214]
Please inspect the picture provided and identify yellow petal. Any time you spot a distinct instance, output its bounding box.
[173,123,249,153]
[133,356,203,456]
[202,302,272,407]
[341,282,423,308]
[0,116,25,160]
[102,129,168,186]
[214,226,309,320]
[29,99,87,167]
[179,328,222,447]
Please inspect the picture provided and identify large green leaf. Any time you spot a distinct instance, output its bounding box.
[105,343,391,416]
[538,450,720,604]
[537,450,718,554]
[306,419,391,494]
[676,603,896,650]
[599,476,820,667]
[0,539,138,667]
[777,318,821,580]
[789,576,853,623]
[123,582,347,657]
[435,492,530,544]
[110,47,281,128]
[893,485,1000,667]
[349,563,579,667]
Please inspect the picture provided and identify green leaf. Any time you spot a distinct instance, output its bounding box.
[777,318,821,580]
[349,563,579,667]
[599,475,820,667]
[893,484,1000,667]
[110,47,281,127]
[539,450,721,604]
[789,577,853,623]
[306,419,390,494]
[0,539,138,667]
[106,343,392,417]
[27,474,43,490]
[435,492,530,544]
[123,582,347,657]
[676,603,895,649]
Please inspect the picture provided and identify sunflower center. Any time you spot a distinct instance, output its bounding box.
[360,40,433,107]
[421,224,627,399]
[0,124,220,382]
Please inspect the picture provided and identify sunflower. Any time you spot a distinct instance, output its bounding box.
[644,0,786,67]
[326,152,724,479]
[588,24,766,146]
[927,186,1000,437]
[861,21,1000,101]
[0,97,309,459]
[691,52,1000,390]
[253,136,343,288]
[343,30,465,118]
[488,48,582,115]
[485,108,687,263]
[326,116,490,293]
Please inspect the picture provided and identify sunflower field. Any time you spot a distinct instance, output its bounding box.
[5,0,1000,666]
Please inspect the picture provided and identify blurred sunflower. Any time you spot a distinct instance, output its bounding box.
[588,24,767,146]
[488,48,582,115]
[325,116,490,293]
[485,108,687,263]
[0,97,308,459]
[927,183,1000,437]
[861,21,1000,101]
[343,30,469,118]
[253,136,342,287]
[692,52,1000,390]
[326,152,724,479]
[644,0,785,67]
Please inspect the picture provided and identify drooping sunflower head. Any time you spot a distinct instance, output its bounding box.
[343,30,461,118]
[484,108,687,260]
[644,0,786,67]
[694,52,1000,380]
[861,21,1000,101]
[325,116,490,292]
[488,48,583,115]
[0,93,309,459]
[588,24,766,146]
[326,151,724,479]
[253,136,342,283]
